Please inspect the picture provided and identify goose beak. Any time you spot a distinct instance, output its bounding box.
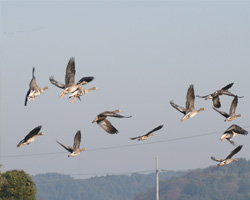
[92,118,98,123]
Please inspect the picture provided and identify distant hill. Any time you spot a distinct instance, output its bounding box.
[33,170,186,200]
[33,159,250,200]
[135,158,250,200]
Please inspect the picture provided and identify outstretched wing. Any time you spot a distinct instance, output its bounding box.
[65,57,75,87]
[97,119,119,134]
[49,76,65,89]
[213,107,229,118]
[170,101,186,114]
[30,68,39,90]
[145,125,164,136]
[196,94,209,99]
[76,76,94,85]
[24,89,30,106]
[73,131,81,151]
[226,124,248,136]
[221,83,234,91]
[211,156,224,162]
[130,136,141,140]
[226,145,243,159]
[212,96,221,108]
[101,111,132,119]
[24,125,42,141]
[57,141,73,153]
[186,84,195,109]
[229,96,238,115]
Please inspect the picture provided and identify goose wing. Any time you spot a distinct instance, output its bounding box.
[221,83,234,91]
[211,156,225,162]
[226,145,243,159]
[76,76,94,85]
[130,136,141,140]
[213,107,229,118]
[196,94,209,99]
[97,119,118,134]
[23,125,42,141]
[231,124,248,135]
[30,68,39,90]
[229,96,238,115]
[73,131,81,151]
[24,89,30,106]
[225,124,248,135]
[100,111,132,119]
[56,141,73,153]
[65,57,75,87]
[186,84,195,109]
[49,76,65,89]
[212,96,221,108]
[170,101,186,114]
[145,125,164,136]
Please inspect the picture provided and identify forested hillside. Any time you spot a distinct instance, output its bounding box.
[33,159,250,200]
[135,159,250,200]
[33,170,186,200]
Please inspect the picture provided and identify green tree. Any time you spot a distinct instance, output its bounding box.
[0,170,36,200]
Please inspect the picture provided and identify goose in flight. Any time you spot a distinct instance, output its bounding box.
[213,96,242,121]
[196,83,243,108]
[57,130,86,157]
[92,110,132,134]
[49,57,94,100]
[170,84,205,122]
[17,125,44,147]
[130,125,163,141]
[219,124,248,146]
[68,86,97,104]
[211,145,243,167]
[25,68,48,106]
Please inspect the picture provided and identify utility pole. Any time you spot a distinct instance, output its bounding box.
[156,156,159,200]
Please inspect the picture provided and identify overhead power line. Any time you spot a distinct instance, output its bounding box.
[1,125,250,158]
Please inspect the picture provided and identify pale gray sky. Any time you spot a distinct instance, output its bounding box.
[1,1,250,178]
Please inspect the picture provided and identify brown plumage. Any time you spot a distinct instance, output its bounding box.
[170,84,205,122]
[213,96,242,121]
[130,125,163,141]
[25,68,48,106]
[92,110,132,134]
[196,83,244,108]
[220,124,248,146]
[57,130,86,157]
[17,125,44,147]
[211,145,243,167]
[49,57,94,100]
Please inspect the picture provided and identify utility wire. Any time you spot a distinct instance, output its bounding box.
[2,126,250,158]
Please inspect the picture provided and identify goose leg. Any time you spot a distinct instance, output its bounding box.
[71,94,77,104]
[59,91,66,98]
[181,112,190,122]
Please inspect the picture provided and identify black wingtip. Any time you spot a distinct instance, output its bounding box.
[32,67,35,76]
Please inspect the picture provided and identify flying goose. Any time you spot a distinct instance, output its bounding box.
[219,124,248,146]
[170,84,205,122]
[57,130,86,157]
[213,96,242,121]
[197,83,243,108]
[25,68,48,106]
[17,125,44,147]
[49,57,94,100]
[92,110,132,134]
[68,86,97,104]
[211,145,243,167]
[130,125,164,141]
